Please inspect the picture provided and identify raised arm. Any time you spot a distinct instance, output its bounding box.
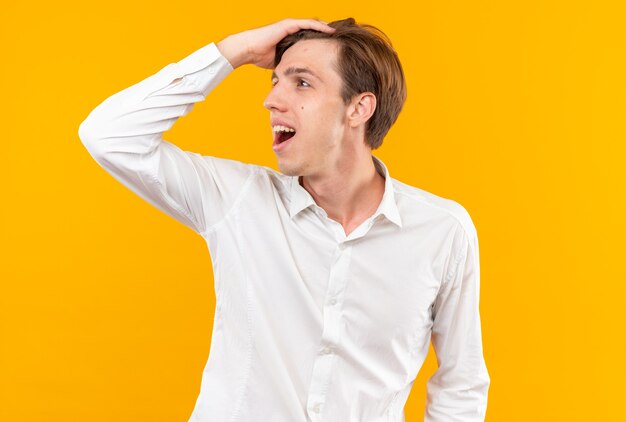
[78,19,335,235]
[425,222,491,421]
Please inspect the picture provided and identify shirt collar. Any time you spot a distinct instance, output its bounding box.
[288,155,403,228]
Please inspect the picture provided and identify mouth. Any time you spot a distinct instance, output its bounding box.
[272,126,297,152]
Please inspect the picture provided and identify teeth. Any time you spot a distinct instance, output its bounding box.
[272,125,296,133]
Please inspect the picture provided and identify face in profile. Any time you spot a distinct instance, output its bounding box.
[264,39,353,178]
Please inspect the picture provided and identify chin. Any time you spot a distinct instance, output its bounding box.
[275,158,295,175]
[278,163,301,177]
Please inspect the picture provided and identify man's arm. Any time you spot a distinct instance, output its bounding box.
[425,221,491,421]
[78,19,335,234]
[78,41,241,235]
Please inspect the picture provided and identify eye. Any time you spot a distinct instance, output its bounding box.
[271,78,278,87]
[297,79,311,88]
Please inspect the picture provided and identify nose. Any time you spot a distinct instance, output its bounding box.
[263,84,287,112]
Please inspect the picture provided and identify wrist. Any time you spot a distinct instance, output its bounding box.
[217,35,248,69]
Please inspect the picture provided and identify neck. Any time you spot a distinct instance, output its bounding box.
[300,154,386,236]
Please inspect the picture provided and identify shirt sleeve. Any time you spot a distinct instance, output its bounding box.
[425,222,491,421]
[78,42,255,235]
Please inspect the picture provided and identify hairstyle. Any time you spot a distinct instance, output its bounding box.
[274,18,407,150]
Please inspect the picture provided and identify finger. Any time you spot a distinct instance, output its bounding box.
[305,18,336,32]
[285,18,336,34]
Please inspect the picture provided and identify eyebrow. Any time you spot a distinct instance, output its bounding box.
[271,66,322,82]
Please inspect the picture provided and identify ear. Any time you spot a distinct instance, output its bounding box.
[347,92,376,128]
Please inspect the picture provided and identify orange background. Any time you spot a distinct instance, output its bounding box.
[1,1,625,420]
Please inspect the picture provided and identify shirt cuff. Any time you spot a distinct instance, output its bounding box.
[176,42,235,76]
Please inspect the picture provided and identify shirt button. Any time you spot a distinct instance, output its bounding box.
[328,298,337,306]
[312,403,322,413]
[321,347,332,355]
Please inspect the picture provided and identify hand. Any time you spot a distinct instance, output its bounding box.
[217,18,335,69]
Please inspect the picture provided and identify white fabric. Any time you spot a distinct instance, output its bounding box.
[79,41,490,422]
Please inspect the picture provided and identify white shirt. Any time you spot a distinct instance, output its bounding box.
[78,41,490,422]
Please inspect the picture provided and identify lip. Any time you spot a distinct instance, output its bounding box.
[270,118,296,129]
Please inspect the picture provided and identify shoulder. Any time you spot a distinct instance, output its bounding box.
[391,177,478,241]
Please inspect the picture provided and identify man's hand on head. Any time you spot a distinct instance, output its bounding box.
[217,18,335,69]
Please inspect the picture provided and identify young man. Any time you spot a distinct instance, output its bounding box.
[79,18,490,422]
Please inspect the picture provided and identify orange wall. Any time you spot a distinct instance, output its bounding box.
[1,1,624,420]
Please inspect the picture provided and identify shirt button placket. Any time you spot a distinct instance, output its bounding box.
[305,242,352,420]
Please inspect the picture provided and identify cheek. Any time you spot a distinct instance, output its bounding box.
[300,102,345,141]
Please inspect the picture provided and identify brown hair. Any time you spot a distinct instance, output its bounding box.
[274,18,407,150]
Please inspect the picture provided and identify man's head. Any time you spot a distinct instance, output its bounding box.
[263,18,406,177]
[274,18,406,150]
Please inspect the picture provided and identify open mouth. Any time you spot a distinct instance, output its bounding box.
[272,125,297,151]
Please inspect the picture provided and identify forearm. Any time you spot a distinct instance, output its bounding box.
[424,362,490,421]
[78,42,232,158]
